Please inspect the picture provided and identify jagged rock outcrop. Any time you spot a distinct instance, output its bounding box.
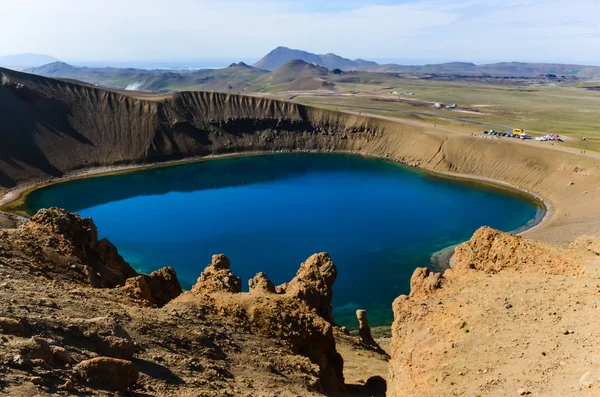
[177,252,345,394]
[279,252,338,324]
[191,254,242,294]
[3,208,137,287]
[409,267,444,297]
[123,266,183,307]
[388,228,600,397]
[451,226,585,275]
[248,271,276,293]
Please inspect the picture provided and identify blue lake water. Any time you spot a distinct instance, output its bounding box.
[23,154,543,327]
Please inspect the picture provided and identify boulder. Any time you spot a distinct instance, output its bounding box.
[248,272,276,293]
[25,208,99,257]
[75,357,139,391]
[284,253,337,323]
[22,208,137,287]
[191,254,242,294]
[409,267,443,297]
[0,317,25,335]
[67,317,134,359]
[123,266,183,307]
[51,346,72,365]
[15,337,54,365]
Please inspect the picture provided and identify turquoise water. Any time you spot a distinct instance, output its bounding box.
[24,154,542,327]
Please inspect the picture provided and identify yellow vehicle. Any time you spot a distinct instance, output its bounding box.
[513,128,524,135]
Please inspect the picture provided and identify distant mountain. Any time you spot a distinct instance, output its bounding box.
[27,61,78,75]
[0,53,60,68]
[254,46,379,71]
[26,61,269,92]
[254,47,600,78]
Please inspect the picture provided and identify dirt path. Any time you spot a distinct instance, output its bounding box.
[339,108,600,160]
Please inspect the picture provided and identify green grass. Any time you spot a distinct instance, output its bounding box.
[289,77,600,152]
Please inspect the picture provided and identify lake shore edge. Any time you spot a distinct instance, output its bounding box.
[0,148,549,234]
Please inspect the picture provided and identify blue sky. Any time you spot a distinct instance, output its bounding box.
[1,0,599,65]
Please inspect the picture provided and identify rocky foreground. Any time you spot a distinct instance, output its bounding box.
[0,208,388,396]
[2,208,600,396]
[389,227,600,396]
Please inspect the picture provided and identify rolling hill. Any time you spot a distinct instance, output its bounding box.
[26,61,269,92]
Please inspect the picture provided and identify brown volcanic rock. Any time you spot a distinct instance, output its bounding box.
[123,266,182,307]
[24,208,99,253]
[248,272,276,293]
[96,238,137,278]
[409,267,444,297]
[281,252,337,324]
[191,254,242,294]
[75,357,139,391]
[5,208,137,287]
[356,309,376,347]
[388,228,600,397]
[14,337,54,366]
[451,226,584,275]
[0,207,391,395]
[0,317,26,335]
[67,317,135,360]
[174,253,345,394]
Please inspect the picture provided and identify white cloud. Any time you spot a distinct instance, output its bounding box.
[0,0,598,64]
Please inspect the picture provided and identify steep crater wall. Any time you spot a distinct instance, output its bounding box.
[2,67,600,243]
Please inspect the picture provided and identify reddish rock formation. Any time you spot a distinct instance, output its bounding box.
[451,226,584,275]
[191,254,242,294]
[14,337,54,366]
[409,267,444,297]
[280,252,337,324]
[248,271,276,293]
[178,252,345,394]
[75,357,139,391]
[388,228,600,397]
[356,309,376,346]
[6,208,137,287]
[123,266,182,307]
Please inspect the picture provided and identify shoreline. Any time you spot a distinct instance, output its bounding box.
[0,149,555,333]
[0,149,550,232]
